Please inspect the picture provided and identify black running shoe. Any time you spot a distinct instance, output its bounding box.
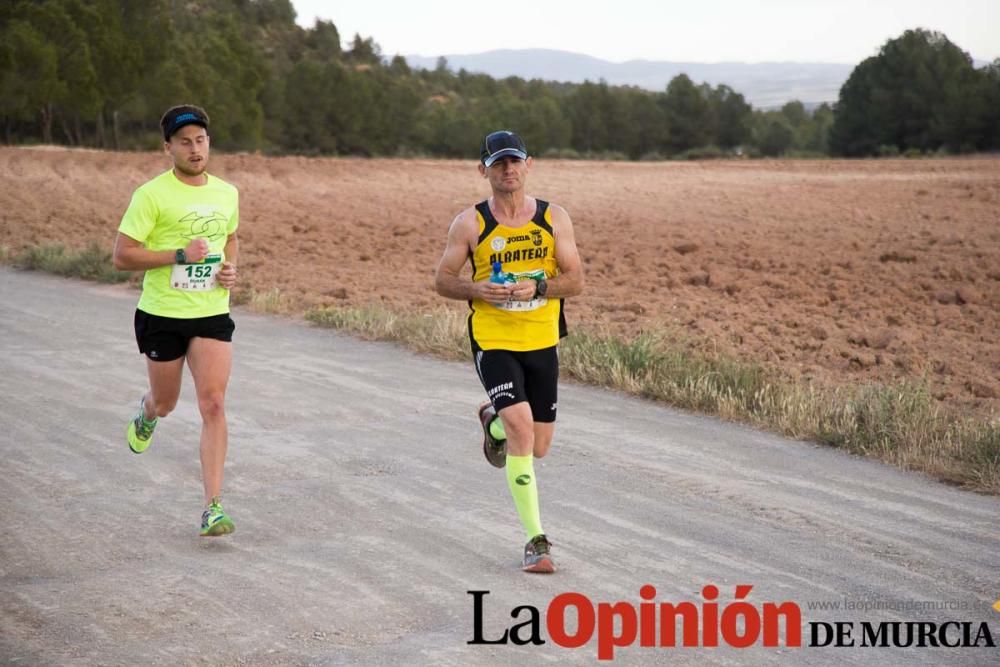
[522,534,555,573]
[478,402,507,468]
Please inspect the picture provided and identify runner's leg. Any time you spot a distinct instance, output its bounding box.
[144,357,184,419]
[521,346,559,459]
[499,402,535,457]
[186,337,232,504]
[532,422,555,459]
[500,402,544,540]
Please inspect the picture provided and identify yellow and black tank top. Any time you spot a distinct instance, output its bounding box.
[468,199,567,351]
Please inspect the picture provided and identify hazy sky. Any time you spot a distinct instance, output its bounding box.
[291,0,997,64]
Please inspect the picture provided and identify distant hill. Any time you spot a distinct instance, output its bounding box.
[406,49,856,108]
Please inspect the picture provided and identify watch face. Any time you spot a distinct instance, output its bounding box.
[537,280,547,297]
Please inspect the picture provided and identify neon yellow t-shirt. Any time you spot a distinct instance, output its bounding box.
[118,169,239,318]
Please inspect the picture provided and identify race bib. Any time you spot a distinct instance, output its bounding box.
[494,269,548,312]
[171,253,222,291]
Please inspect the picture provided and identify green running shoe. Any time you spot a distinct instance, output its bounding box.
[127,397,157,454]
[200,497,235,537]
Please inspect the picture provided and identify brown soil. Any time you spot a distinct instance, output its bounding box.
[2,147,998,417]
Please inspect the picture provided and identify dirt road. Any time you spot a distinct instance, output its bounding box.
[1,268,997,666]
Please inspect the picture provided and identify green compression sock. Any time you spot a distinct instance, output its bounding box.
[489,416,507,441]
[506,454,543,540]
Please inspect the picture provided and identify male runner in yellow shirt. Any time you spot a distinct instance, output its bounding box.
[435,131,585,572]
[113,105,240,537]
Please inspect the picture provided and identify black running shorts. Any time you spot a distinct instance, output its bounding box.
[473,345,559,422]
[134,310,235,362]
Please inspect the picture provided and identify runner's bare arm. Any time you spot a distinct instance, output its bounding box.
[435,210,512,304]
[546,204,584,298]
[113,232,209,270]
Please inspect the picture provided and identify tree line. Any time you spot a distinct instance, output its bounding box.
[1,1,997,158]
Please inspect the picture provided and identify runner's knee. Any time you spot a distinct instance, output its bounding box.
[197,392,226,421]
[502,413,536,450]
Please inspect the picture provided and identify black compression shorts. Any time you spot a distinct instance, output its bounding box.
[473,345,558,422]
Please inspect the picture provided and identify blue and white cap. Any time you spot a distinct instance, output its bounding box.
[480,130,528,166]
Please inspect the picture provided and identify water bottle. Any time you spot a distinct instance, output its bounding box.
[490,261,507,285]
[490,261,513,307]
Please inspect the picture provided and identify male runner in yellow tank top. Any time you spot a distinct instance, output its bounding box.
[435,131,585,572]
[112,105,241,537]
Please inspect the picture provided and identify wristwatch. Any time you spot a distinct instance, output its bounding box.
[175,248,187,264]
[534,278,548,299]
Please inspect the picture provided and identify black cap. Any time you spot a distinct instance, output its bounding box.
[160,105,209,141]
[480,130,528,167]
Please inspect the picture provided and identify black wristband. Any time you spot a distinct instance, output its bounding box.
[175,248,187,264]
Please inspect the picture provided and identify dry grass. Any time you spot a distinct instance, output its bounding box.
[11,242,130,283]
[247,288,291,314]
[306,305,469,359]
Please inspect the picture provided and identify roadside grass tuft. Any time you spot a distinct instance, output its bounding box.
[248,287,290,314]
[306,305,469,359]
[11,242,130,283]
